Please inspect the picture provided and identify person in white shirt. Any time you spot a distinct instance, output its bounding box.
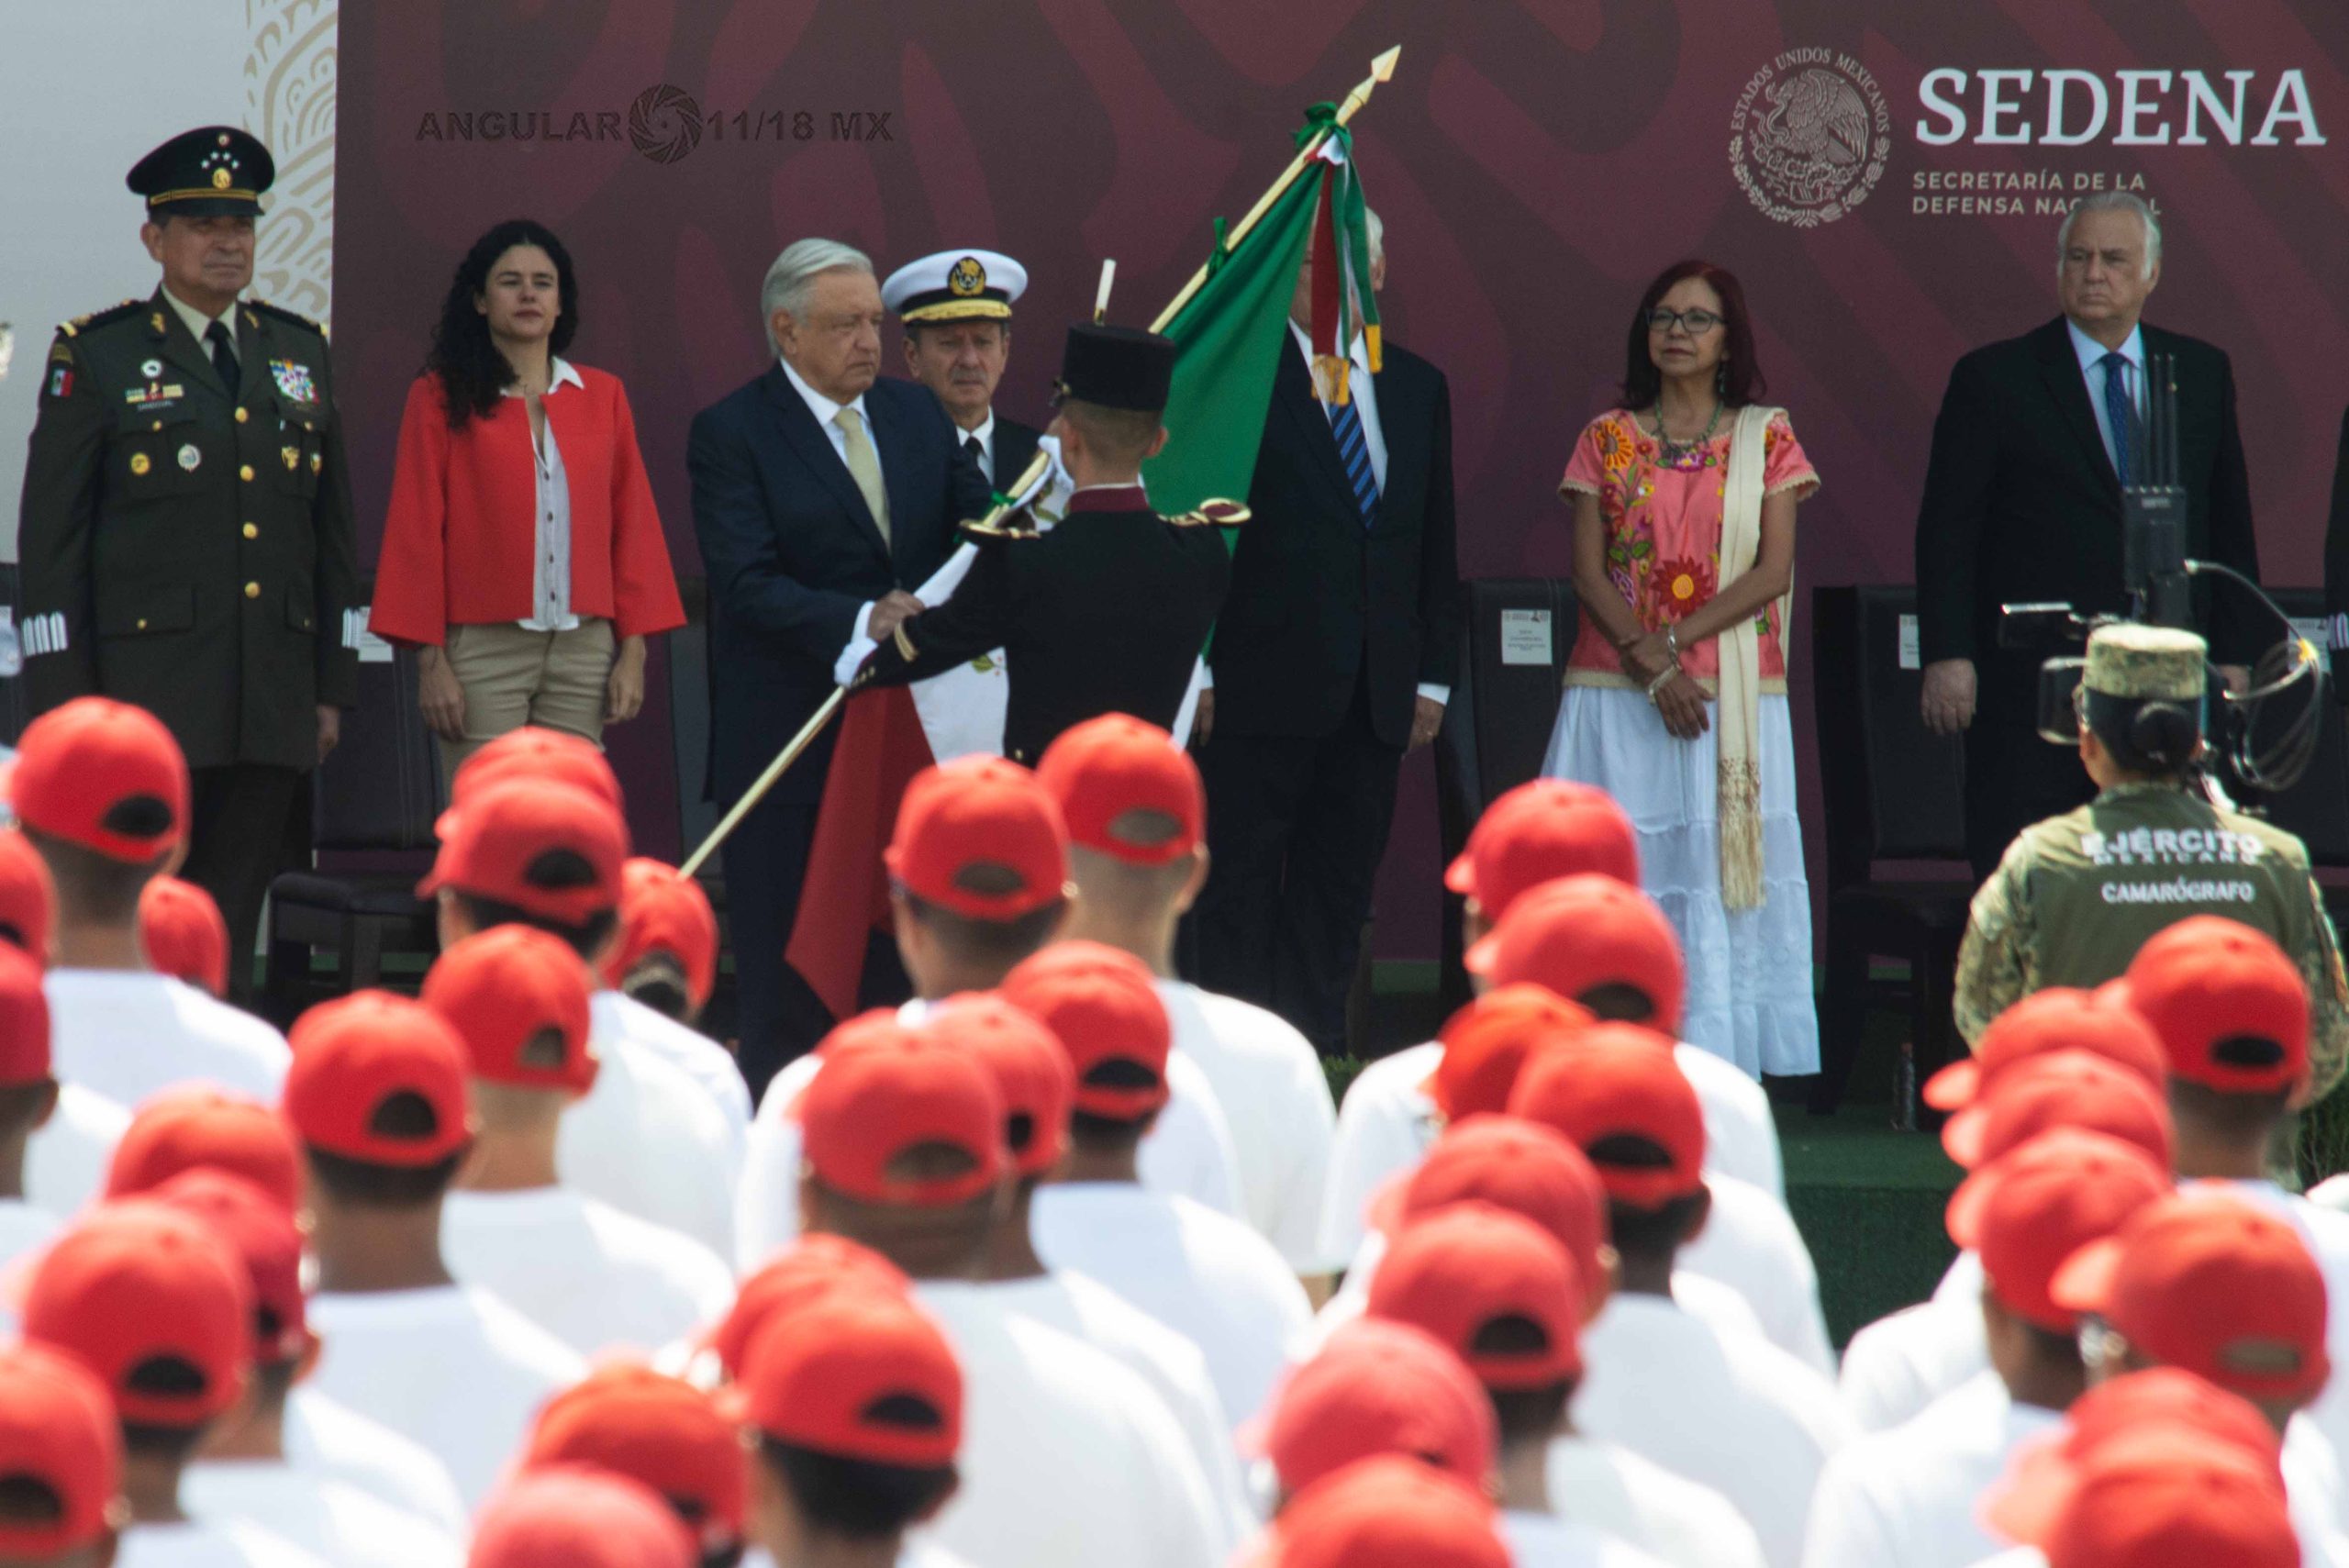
[20,1200,327,1568]
[1008,942,1313,1437]
[0,946,64,1275]
[145,1170,464,1568]
[1034,713,1341,1279]
[792,1015,1224,1568]
[521,1364,753,1568]
[1801,1129,2171,1568]
[423,924,734,1356]
[598,857,751,1140]
[0,1340,135,1568]
[470,1468,697,1568]
[1507,1025,1851,1568]
[283,991,585,1507]
[1321,782,1784,1271]
[277,1390,467,1540]
[1252,1455,1513,1568]
[735,754,1242,1269]
[1254,1316,1501,1508]
[8,700,291,1112]
[934,992,1252,1547]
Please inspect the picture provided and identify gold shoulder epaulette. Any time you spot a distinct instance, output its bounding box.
[60,299,142,339]
[1166,498,1251,528]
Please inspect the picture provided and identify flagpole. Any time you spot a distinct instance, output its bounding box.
[679,44,1402,876]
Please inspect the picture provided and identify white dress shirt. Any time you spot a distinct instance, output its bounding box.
[162,286,239,366]
[2065,318,2144,476]
[506,357,585,631]
[961,412,996,484]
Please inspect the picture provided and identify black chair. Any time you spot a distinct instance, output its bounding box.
[1808,585,1975,1117]
[1431,579,1580,1013]
[262,587,441,1021]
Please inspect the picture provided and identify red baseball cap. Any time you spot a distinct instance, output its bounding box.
[707,1236,911,1379]
[0,827,57,962]
[738,1289,963,1469]
[998,941,1171,1121]
[1423,985,1596,1122]
[0,1342,124,1558]
[2122,917,2311,1096]
[147,1170,308,1365]
[283,991,474,1169]
[923,993,1074,1178]
[885,756,1070,919]
[798,1026,1007,1207]
[1507,1022,1705,1209]
[137,876,229,996]
[1445,781,1641,920]
[1464,875,1685,1037]
[2054,1191,2332,1403]
[1371,1117,1609,1302]
[10,697,190,862]
[1253,1319,1497,1497]
[1037,713,1205,867]
[2033,1436,2299,1568]
[423,925,598,1095]
[525,1365,746,1558]
[1941,1050,2174,1171]
[1943,1129,2171,1333]
[1256,1456,1507,1568]
[0,942,48,1087]
[444,727,624,821]
[1924,986,2168,1112]
[23,1201,253,1428]
[1984,1368,2287,1546]
[601,860,718,1010]
[470,1466,696,1568]
[420,779,629,928]
[105,1086,300,1211]
[1368,1204,1586,1389]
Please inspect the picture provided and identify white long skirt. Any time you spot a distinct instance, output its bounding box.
[1541,685,1819,1079]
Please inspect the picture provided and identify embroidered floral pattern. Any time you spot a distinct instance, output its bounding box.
[1652,555,1716,626]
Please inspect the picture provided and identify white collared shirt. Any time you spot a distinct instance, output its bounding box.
[505,357,585,631]
[780,355,877,470]
[2066,317,2145,476]
[161,284,239,365]
[962,411,996,484]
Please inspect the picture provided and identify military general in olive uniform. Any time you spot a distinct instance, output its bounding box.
[17,126,359,998]
[848,320,1230,765]
[1954,623,2349,1094]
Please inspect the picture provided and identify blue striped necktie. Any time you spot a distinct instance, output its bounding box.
[2100,351,2137,483]
[1327,395,1380,529]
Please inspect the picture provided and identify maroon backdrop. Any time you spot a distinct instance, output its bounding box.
[334,0,2349,962]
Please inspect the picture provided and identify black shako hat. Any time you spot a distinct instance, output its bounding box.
[127,126,273,218]
[1052,323,1176,414]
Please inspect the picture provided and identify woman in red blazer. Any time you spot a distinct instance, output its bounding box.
[373,219,684,786]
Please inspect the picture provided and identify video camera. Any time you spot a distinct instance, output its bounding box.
[1995,353,2325,794]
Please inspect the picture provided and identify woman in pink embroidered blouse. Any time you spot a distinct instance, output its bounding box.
[1542,259,1821,1078]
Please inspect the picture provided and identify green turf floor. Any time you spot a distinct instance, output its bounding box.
[1777,1098,1962,1346]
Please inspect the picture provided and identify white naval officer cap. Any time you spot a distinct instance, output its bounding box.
[881,249,1027,324]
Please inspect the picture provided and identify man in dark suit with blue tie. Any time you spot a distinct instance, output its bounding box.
[1915,192,2261,880]
[689,239,993,1090]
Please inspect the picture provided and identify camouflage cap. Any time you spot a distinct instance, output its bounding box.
[2084,625,2207,702]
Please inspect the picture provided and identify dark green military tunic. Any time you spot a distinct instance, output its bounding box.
[17,289,359,770]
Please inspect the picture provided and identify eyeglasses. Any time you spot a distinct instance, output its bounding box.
[1647,308,1722,336]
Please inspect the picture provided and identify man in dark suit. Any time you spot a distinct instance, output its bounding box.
[688,239,993,1090]
[850,322,1228,764]
[1192,217,1461,1053]
[1917,191,2261,881]
[882,249,1043,492]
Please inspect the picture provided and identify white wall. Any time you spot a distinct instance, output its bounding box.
[0,0,336,558]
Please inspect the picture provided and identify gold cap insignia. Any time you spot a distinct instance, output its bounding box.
[211,167,232,190]
[948,256,987,297]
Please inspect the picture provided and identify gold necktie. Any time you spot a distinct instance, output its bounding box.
[834,406,891,545]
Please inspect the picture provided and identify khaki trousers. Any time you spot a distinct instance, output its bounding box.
[437,617,615,793]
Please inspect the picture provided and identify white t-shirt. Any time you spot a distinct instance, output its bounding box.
[1799,1372,2063,1568]
[25,1079,128,1213]
[45,969,289,1108]
[1677,1173,1836,1377]
[909,1282,1226,1568]
[281,1386,467,1538]
[1546,1434,1770,1568]
[1315,1038,1787,1267]
[306,1284,586,1507]
[0,1197,58,1274]
[979,1270,1251,1552]
[1575,1295,1854,1568]
[1504,1510,1677,1568]
[185,1462,464,1568]
[115,1518,328,1568]
[734,1026,1244,1272]
[560,1026,738,1260]
[1033,1182,1315,1433]
[443,1185,736,1358]
[590,990,751,1154]
[1154,980,1339,1272]
[1838,1294,1992,1433]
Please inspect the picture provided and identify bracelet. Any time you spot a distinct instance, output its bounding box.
[1663,623,1681,662]
[1646,666,1677,699]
